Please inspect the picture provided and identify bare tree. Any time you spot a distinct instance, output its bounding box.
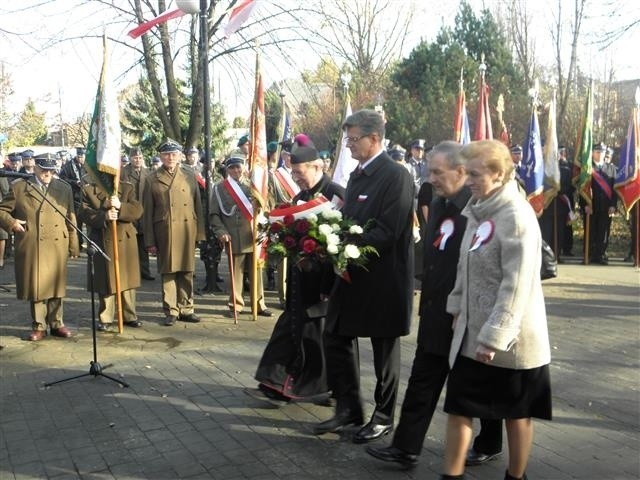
[552,0,587,134]
[317,0,413,106]
[506,0,537,88]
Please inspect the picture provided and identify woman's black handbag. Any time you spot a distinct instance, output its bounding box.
[540,240,558,280]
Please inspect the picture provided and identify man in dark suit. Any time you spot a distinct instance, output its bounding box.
[143,140,205,326]
[314,109,415,443]
[582,142,617,264]
[366,141,503,467]
[120,147,154,280]
[59,147,87,248]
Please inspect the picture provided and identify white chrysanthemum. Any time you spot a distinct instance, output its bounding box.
[318,223,333,236]
[306,213,318,223]
[344,244,360,259]
[349,225,363,234]
[331,223,340,232]
[327,243,339,254]
[326,233,340,246]
[324,209,343,221]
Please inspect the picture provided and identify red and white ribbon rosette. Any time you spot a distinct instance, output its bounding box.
[469,220,494,251]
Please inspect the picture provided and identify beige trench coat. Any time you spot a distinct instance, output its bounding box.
[0,178,79,300]
[142,165,204,274]
[78,181,143,295]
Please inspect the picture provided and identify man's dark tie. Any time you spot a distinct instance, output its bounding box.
[355,166,363,176]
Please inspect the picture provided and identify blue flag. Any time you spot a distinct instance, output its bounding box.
[277,109,292,168]
[521,108,545,216]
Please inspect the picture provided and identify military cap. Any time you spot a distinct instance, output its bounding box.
[21,149,35,158]
[225,153,246,168]
[410,139,426,149]
[267,141,278,153]
[121,155,130,164]
[158,139,182,153]
[605,147,614,157]
[237,135,250,147]
[129,147,143,157]
[558,145,567,152]
[290,146,319,165]
[8,152,22,162]
[388,148,406,161]
[34,153,58,170]
[185,146,199,155]
[75,147,86,156]
[592,142,606,152]
[510,144,523,153]
[318,150,331,160]
[151,156,161,164]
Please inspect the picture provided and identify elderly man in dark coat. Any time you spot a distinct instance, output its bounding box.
[78,178,144,331]
[314,109,415,444]
[0,153,79,341]
[143,140,205,326]
[247,146,345,403]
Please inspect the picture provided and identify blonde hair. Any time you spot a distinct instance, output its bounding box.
[460,140,514,183]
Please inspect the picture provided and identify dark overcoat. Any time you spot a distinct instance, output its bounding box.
[142,165,205,273]
[0,178,79,300]
[327,152,415,338]
[417,187,471,356]
[78,181,142,295]
[120,163,150,232]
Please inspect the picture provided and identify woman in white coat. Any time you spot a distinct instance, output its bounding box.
[440,140,552,480]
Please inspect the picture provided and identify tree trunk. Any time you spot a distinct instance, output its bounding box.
[157,0,182,141]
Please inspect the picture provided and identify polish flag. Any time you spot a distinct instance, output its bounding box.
[223,0,258,38]
[128,8,186,39]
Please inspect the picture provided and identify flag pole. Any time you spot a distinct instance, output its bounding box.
[250,51,260,322]
[111,172,124,334]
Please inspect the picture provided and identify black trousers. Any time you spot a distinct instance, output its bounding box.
[588,210,609,260]
[392,346,449,454]
[324,330,400,425]
[473,418,503,455]
[137,234,152,277]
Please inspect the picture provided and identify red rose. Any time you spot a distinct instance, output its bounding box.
[283,236,297,249]
[302,238,317,254]
[283,214,295,226]
[295,219,311,234]
[270,222,283,233]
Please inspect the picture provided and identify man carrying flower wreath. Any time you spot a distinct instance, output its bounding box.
[314,109,415,444]
[246,145,346,404]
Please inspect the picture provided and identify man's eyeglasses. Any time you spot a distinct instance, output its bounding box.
[345,135,368,144]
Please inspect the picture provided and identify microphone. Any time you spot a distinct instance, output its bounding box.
[0,171,34,179]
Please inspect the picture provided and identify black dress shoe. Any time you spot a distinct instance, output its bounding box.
[142,274,155,280]
[164,315,177,326]
[125,320,143,328]
[258,309,273,317]
[352,421,393,444]
[465,448,502,466]
[366,445,418,467]
[313,410,364,435]
[180,313,201,323]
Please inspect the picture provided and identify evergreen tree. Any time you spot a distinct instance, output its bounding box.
[11,100,47,146]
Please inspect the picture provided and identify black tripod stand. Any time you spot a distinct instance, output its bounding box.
[18,179,130,388]
[45,245,128,388]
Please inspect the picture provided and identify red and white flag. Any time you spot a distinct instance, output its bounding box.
[128,8,186,39]
[223,0,258,38]
[249,53,269,208]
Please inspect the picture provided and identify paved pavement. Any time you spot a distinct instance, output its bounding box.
[0,253,638,480]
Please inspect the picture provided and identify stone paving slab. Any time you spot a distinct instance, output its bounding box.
[1,255,639,479]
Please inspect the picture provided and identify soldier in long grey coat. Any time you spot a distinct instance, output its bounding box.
[78,179,143,331]
[142,140,205,326]
[0,154,79,341]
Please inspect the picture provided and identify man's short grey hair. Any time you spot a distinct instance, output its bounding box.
[342,109,385,139]
[427,141,465,169]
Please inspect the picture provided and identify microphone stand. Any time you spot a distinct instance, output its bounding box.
[18,177,128,388]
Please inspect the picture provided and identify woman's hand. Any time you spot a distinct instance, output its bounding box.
[475,344,496,364]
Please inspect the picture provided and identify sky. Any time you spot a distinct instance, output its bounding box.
[0,0,638,133]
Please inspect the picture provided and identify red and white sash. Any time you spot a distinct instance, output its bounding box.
[222,177,253,222]
[592,169,613,200]
[273,167,300,198]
